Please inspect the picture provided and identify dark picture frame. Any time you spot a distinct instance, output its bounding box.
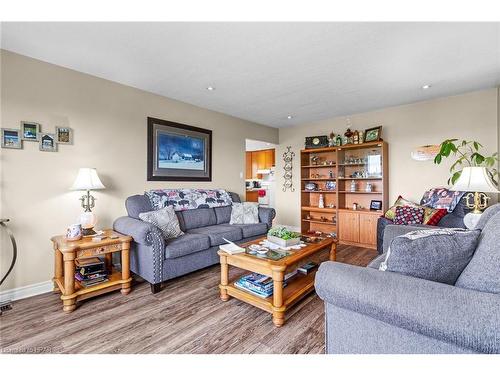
[370,200,383,211]
[147,117,212,181]
[364,126,382,143]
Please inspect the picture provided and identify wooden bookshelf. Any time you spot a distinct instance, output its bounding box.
[300,141,388,249]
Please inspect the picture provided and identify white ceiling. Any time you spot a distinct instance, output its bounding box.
[246,139,276,151]
[1,22,500,128]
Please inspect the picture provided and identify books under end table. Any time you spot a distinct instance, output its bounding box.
[51,229,132,313]
[218,236,336,327]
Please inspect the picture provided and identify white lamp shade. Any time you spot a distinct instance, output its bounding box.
[450,167,499,193]
[70,168,105,190]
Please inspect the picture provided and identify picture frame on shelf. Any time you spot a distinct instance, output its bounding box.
[21,121,41,141]
[147,117,212,181]
[370,200,383,211]
[39,132,58,152]
[364,126,382,143]
[55,126,73,144]
[1,128,22,149]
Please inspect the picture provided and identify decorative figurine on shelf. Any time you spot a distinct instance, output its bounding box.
[359,131,364,144]
[311,155,319,166]
[365,183,373,192]
[329,170,334,179]
[350,180,357,192]
[325,181,336,191]
[352,203,359,210]
[353,130,359,144]
[318,194,325,208]
[344,128,353,144]
[335,134,342,146]
[328,132,335,147]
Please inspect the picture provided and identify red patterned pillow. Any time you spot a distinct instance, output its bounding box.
[393,206,425,225]
[425,208,447,226]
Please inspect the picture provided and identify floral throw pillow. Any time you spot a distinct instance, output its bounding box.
[139,206,184,239]
[420,188,466,212]
[393,206,425,225]
[230,202,259,224]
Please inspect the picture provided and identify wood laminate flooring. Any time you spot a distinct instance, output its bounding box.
[0,245,377,354]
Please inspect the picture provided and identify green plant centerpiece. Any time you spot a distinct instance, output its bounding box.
[267,226,301,247]
[434,139,498,185]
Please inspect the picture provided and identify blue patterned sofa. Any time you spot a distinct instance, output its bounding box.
[113,191,275,293]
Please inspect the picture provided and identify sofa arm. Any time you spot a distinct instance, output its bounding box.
[258,207,276,228]
[315,262,500,353]
[382,223,432,253]
[113,216,164,247]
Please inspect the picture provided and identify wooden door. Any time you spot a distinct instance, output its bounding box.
[338,211,359,243]
[246,152,253,179]
[359,213,378,246]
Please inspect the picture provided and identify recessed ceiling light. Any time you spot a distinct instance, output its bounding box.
[287,115,293,119]
[206,86,215,91]
[422,84,432,89]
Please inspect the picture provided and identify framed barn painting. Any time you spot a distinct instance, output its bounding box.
[147,117,212,181]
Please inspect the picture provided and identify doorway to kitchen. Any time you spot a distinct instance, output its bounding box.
[245,139,277,208]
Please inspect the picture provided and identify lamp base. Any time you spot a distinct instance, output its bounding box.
[463,212,482,230]
[82,227,96,236]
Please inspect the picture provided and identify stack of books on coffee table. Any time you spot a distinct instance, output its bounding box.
[75,257,108,287]
[235,271,297,298]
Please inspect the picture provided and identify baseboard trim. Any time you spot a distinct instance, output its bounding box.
[0,280,53,302]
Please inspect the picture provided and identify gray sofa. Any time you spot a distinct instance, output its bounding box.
[316,204,500,354]
[113,192,275,293]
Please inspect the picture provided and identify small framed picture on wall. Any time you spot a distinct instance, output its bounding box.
[39,133,58,152]
[1,128,22,149]
[55,126,73,144]
[21,121,41,141]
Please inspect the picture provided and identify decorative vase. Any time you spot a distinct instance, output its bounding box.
[318,194,325,208]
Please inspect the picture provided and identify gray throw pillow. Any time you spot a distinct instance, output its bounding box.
[230,202,259,224]
[379,228,480,285]
[455,209,500,293]
[139,206,184,239]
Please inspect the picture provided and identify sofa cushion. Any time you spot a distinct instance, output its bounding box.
[214,205,233,224]
[420,188,466,212]
[179,208,217,230]
[164,233,211,259]
[455,209,500,293]
[187,225,243,246]
[126,194,154,219]
[230,223,268,238]
[380,228,480,285]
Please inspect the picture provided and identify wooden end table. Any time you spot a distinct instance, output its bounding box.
[218,236,336,327]
[51,229,132,313]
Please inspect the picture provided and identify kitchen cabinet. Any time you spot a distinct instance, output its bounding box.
[246,149,275,179]
[246,190,259,202]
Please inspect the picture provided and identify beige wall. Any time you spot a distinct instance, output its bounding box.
[0,50,278,291]
[276,89,499,227]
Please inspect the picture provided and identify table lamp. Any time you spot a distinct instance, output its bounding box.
[450,166,499,229]
[70,168,105,235]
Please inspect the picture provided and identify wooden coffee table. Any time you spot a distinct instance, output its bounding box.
[218,236,336,327]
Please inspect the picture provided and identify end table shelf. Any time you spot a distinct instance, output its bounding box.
[51,229,132,313]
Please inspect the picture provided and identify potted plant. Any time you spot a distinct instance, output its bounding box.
[434,139,498,185]
[267,226,301,247]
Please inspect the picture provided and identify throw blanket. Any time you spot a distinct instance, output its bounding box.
[146,189,233,211]
[420,188,465,212]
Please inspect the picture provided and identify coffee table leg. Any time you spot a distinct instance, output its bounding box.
[220,255,230,301]
[272,270,285,327]
[329,242,337,261]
